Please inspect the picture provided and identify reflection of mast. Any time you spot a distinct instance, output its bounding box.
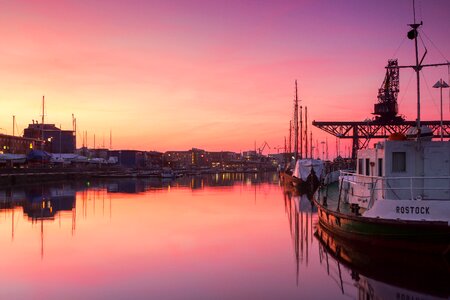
[317,239,347,296]
[295,203,299,286]
[109,193,112,222]
[12,208,14,241]
[40,219,44,260]
[102,188,105,217]
[305,209,308,266]
[293,80,299,161]
[72,204,76,236]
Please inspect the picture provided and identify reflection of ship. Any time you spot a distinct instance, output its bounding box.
[315,224,449,299]
[283,191,316,285]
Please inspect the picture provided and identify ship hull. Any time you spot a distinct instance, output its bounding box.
[314,197,450,254]
[280,171,320,194]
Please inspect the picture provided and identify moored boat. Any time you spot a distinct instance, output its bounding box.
[279,80,324,194]
[313,7,450,254]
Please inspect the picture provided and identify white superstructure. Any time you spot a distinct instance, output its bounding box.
[340,138,450,223]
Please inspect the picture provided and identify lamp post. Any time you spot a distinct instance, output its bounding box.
[433,79,450,141]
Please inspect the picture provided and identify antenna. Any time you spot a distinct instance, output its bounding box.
[12,115,15,137]
[110,129,112,149]
[41,96,45,142]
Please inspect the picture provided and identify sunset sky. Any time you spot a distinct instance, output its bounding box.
[0,0,449,154]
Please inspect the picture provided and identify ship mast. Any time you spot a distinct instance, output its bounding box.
[294,80,299,162]
[397,0,450,137]
[410,0,422,135]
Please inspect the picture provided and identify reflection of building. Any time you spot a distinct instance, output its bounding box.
[23,188,76,220]
[0,134,41,154]
[23,123,76,153]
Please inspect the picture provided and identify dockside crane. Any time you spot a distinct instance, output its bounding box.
[258,141,271,155]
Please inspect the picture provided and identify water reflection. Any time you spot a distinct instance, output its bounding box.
[0,175,446,299]
[282,188,449,299]
[283,191,317,286]
[315,225,449,299]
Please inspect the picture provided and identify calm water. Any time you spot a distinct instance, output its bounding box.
[0,173,447,299]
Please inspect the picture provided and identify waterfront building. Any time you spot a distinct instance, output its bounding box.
[23,123,76,153]
[0,134,42,154]
[108,150,145,168]
[145,151,163,169]
[163,150,192,169]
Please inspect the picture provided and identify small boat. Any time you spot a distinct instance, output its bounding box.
[282,159,324,193]
[313,8,450,254]
[0,153,27,164]
[160,167,175,179]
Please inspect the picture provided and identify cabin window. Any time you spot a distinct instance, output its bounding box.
[378,158,383,176]
[358,159,363,174]
[392,152,406,172]
[365,159,370,176]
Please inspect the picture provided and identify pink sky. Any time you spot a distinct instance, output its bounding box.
[0,0,449,154]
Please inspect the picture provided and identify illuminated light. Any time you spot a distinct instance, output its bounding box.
[3,146,6,150]
[42,201,45,208]
[30,143,33,149]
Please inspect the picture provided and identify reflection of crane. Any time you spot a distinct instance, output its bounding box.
[258,141,270,155]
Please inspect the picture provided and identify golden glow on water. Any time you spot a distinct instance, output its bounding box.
[0,176,445,299]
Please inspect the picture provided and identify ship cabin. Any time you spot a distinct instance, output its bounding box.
[342,138,450,210]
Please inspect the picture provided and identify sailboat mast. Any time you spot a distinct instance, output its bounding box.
[289,120,292,155]
[41,96,45,142]
[305,106,308,158]
[294,80,299,161]
[299,105,303,159]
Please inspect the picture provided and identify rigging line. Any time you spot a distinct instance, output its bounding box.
[421,71,440,115]
[418,33,428,61]
[418,0,423,24]
[420,29,449,62]
[398,69,415,106]
[391,35,407,58]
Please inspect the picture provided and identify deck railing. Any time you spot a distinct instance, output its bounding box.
[339,171,450,205]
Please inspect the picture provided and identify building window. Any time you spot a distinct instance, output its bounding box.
[365,158,370,176]
[358,159,363,174]
[392,152,406,172]
[378,158,383,176]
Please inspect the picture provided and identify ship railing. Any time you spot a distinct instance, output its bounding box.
[340,171,450,203]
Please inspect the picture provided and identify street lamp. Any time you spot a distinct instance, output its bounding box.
[433,79,450,141]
